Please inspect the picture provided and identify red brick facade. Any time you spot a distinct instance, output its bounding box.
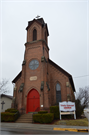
[12,18,75,113]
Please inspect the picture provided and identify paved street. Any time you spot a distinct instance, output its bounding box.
[1,127,88,135]
[1,123,88,130]
[1,122,89,135]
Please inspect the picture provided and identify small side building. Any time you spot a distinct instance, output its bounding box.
[0,94,13,112]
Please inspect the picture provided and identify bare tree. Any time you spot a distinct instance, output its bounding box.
[76,86,89,108]
[75,86,89,118]
[0,79,9,94]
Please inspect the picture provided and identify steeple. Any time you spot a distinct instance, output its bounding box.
[26,18,49,46]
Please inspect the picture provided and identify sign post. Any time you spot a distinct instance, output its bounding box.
[59,101,76,120]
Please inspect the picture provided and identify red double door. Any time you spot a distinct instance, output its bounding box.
[27,89,40,113]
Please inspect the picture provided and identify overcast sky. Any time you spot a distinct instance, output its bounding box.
[0,0,89,96]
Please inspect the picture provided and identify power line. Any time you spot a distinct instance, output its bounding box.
[45,75,89,84]
[41,75,89,84]
[73,75,89,79]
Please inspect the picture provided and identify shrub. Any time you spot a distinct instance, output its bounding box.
[42,113,54,123]
[38,111,48,114]
[33,114,43,123]
[33,113,54,124]
[1,112,19,122]
[61,114,74,119]
[5,108,18,113]
[75,99,84,118]
[50,106,59,119]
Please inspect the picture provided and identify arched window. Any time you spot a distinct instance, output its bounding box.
[56,83,61,104]
[33,29,37,41]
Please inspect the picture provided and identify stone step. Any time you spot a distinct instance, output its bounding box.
[16,121,33,123]
[20,116,32,118]
[20,116,33,118]
[16,118,33,120]
[20,114,32,116]
[19,117,32,119]
[16,120,33,122]
[15,113,33,123]
[23,114,33,115]
[17,119,33,121]
[16,120,33,123]
[16,121,32,123]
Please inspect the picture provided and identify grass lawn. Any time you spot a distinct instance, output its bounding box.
[54,118,89,126]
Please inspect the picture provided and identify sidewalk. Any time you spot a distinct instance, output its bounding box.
[1,122,89,132]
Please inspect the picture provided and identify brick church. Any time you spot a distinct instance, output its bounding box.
[12,18,75,113]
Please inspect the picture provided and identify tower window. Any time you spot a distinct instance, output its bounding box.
[45,31,47,42]
[33,29,37,41]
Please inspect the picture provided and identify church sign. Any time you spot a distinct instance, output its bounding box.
[30,76,37,81]
[59,101,76,119]
[59,101,75,111]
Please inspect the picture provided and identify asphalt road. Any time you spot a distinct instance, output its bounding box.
[1,128,88,135]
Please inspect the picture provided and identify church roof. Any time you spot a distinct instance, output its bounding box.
[26,18,49,36]
[12,71,22,83]
[1,94,13,99]
[48,59,75,92]
[12,60,75,92]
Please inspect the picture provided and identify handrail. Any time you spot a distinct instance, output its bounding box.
[14,111,19,116]
[35,107,40,112]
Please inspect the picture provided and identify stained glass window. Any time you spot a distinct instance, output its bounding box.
[56,83,61,103]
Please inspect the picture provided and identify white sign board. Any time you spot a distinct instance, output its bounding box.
[59,101,76,111]
[59,101,76,120]
[30,76,37,81]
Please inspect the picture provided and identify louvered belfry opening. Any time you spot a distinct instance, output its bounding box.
[45,31,47,42]
[33,29,37,41]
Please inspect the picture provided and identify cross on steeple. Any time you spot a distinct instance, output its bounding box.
[1,101,5,109]
[35,15,40,19]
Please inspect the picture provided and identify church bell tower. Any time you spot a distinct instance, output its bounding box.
[21,18,50,113]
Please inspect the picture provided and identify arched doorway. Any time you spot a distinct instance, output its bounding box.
[26,89,40,113]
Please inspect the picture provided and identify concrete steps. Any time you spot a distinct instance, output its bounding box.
[16,113,33,123]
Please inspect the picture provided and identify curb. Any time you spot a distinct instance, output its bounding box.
[77,129,88,132]
[53,128,88,132]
